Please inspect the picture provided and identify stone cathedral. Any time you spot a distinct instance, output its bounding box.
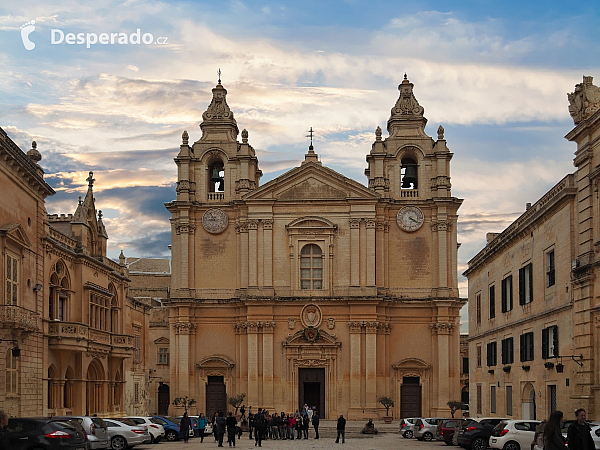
[164,76,464,419]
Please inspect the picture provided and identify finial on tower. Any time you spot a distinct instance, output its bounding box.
[242,128,248,143]
[437,125,445,140]
[182,130,189,145]
[217,68,222,85]
[375,126,382,141]
[404,73,407,80]
[86,171,95,188]
[306,127,314,150]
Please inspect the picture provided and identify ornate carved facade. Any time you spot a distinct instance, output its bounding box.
[163,77,464,419]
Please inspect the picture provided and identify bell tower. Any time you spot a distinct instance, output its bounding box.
[365,75,452,201]
[174,80,262,206]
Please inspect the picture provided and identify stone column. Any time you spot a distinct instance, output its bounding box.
[263,220,273,288]
[248,220,258,288]
[174,321,196,396]
[435,220,449,289]
[350,219,361,286]
[348,321,362,417]
[365,322,378,410]
[376,222,386,286]
[432,322,452,415]
[262,322,275,409]
[366,220,376,286]
[247,322,259,406]
[239,223,249,289]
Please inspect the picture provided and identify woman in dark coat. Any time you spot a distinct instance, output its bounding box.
[544,410,566,450]
[179,412,192,443]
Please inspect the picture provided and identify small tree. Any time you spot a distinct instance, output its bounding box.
[173,396,196,412]
[378,396,394,416]
[228,393,246,414]
[447,400,466,418]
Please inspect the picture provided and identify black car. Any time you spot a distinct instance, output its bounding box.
[4,417,88,450]
[457,417,509,450]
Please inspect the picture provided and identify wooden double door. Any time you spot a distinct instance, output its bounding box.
[206,376,227,416]
[298,368,325,418]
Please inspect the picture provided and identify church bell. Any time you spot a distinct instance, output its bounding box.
[210,167,225,191]
[402,164,418,188]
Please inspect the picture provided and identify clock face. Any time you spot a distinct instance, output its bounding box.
[397,206,424,232]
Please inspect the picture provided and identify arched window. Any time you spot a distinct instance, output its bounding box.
[208,161,225,193]
[64,366,74,409]
[48,364,58,409]
[401,158,418,189]
[300,244,323,290]
[6,349,18,394]
[109,283,120,334]
[49,260,70,321]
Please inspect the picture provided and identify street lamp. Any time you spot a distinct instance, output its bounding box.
[0,339,21,357]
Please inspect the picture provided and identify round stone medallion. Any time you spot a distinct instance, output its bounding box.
[301,304,322,328]
[202,208,229,234]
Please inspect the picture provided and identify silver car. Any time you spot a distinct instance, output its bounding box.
[104,419,151,450]
[125,416,165,444]
[55,416,110,449]
[399,417,420,438]
[414,417,445,442]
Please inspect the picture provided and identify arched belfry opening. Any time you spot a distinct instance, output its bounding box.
[208,160,225,193]
[401,157,418,189]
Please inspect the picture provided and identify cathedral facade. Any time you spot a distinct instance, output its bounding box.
[163,77,464,419]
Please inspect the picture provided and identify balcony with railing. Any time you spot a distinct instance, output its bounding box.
[0,305,40,331]
[207,192,225,202]
[401,189,419,198]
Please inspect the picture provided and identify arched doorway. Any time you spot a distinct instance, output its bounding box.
[86,358,105,415]
[48,364,59,410]
[158,383,170,416]
[521,383,536,419]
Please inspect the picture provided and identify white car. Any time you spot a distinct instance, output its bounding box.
[490,419,540,450]
[125,416,165,444]
[104,419,150,450]
[399,417,420,438]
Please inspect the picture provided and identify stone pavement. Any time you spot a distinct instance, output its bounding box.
[133,421,451,450]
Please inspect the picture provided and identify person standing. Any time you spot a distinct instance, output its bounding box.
[180,412,192,444]
[312,411,320,439]
[288,413,296,440]
[240,405,246,420]
[335,414,346,444]
[544,410,566,450]
[226,412,237,447]
[216,411,226,447]
[567,408,594,450]
[302,413,309,439]
[197,413,208,443]
[254,408,265,447]
[248,412,254,440]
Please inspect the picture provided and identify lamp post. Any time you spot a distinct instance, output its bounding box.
[0,339,21,357]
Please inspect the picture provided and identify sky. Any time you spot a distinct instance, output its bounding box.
[1,0,599,331]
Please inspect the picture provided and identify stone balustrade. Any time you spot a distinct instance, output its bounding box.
[48,321,89,339]
[111,334,134,348]
[0,305,40,331]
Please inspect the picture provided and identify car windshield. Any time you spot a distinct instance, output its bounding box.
[166,417,180,424]
[115,418,136,426]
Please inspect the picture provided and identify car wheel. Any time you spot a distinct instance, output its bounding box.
[423,432,433,442]
[472,437,487,450]
[503,441,520,450]
[111,436,127,450]
[404,430,413,439]
[166,430,178,441]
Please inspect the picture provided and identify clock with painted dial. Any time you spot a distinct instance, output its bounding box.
[397,206,425,232]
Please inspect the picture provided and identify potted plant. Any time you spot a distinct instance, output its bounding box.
[378,396,394,423]
[521,364,530,371]
[503,365,511,373]
[447,401,466,418]
[544,361,555,369]
[556,363,564,373]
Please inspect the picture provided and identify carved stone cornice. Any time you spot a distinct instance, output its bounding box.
[175,223,196,235]
[368,177,389,189]
[262,219,273,230]
[349,218,361,229]
[247,220,258,231]
[234,321,276,333]
[176,180,196,193]
[235,222,248,233]
[348,321,391,334]
[365,220,376,229]
[431,221,450,232]
[376,221,389,231]
[365,321,379,333]
[174,322,197,334]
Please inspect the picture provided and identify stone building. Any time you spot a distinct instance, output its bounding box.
[464,76,600,419]
[0,126,144,417]
[163,76,464,419]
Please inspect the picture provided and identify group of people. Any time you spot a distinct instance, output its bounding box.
[542,408,594,449]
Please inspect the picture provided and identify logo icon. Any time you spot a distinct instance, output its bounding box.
[20,20,36,50]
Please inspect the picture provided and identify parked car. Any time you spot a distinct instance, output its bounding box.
[414,417,445,441]
[174,416,197,438]
[125,416,165,443]
[399,417,420,438]
[457,417,510,450]
[490,419,540,450]
[54,416,110,449]
[3,417,88,450]
[151,415,185,441]
[437,418,461,445]
[104,419,151,450]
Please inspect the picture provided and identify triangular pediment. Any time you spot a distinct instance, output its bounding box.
[0,223,32,248]
[244,162,379,201]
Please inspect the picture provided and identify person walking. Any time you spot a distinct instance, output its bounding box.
[212,412,218,442]
[180,412,192,444]
[254,408,266,447]
[567,408,595,450]
[226,411,237,447]
[335,414,346,444]
[543,410,566,450]
[248,412,254,440]
[215,411,226,447]
[312,411,320,439]
[197,413,208,443]
[240,405,246,420]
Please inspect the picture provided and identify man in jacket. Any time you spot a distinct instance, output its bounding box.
[335,414,346,444]
[567,408,594,450]
[215,411,227,447]
[312,411,320,439]
[225,411,237,447]
[253,408,265,447]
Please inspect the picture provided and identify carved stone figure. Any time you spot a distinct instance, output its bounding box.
[568,76,600,125]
